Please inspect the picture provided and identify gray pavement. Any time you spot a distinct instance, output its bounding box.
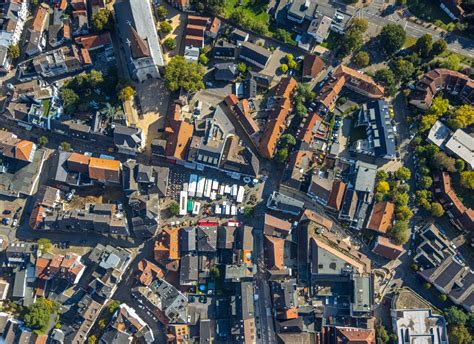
[316,0,474,58]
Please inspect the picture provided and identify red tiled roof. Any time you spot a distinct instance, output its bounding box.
[264,235,285,270]
[366,202,395,234]
[303,55,325,78]
[32,5,48,32]
[187,15,210,26]
[137,259,164,286]
[327,180,346,211]
[165,104,193,160]
[88,157,121,182]
[209,17,221,33]
[75,32,111,50]
[372,236,404,260]
[15,140,34,161]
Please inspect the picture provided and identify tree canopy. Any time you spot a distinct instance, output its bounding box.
[24,298,59,334]
[430,202,445,217]
[395,167,411,181]
[7,44,20,59]
[168,201,179,216]
[390,221,410,245]
[415,34,433,58]
[374,68,396,96]
[444,306,468,326]
[378,24,406,55]
[460,171,474,190]
[118,86,136,102]
[353,51,370,68]
[164,56,205,92]
[91,9,113,32]
[338,18,368,57]
[446,104,474,130]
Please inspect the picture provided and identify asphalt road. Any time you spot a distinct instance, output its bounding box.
[318,0,474,58]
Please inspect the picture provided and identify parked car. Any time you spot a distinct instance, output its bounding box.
[2,210,11,215]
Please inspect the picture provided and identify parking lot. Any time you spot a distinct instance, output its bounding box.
[0,197,26,228]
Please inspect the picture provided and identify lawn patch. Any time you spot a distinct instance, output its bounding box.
[224,0,269,27]
[403,36,417,49]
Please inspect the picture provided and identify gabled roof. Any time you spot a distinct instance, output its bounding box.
[303,55,325,79]
[15,140,34,161]
[88,157,121,182]
[366,201,394,234]
[264,235,285,270]
[327,180,346,211]
[128,26,150,59]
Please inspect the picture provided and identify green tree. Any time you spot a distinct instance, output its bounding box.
[7,44,20,60]
[460,171,474,190]
[444,306,468,326]
[374,68,396,96]
[376,170,388,181]
[395,206,413,221]
[376,181,390,195]
[391,58,414,82]
[243,206,255,217]
[60,88,80,114]
[395,167,411,181]
[91,9,113,32]
[378,24,406,56]
[37,238,52,252]
[38,136,48,147]
[280,134,296,147]
[209,266,220,279]
[107,300,120,313]
[432,39,447,55]
[88,336,97,344]
[393,193,409,207]
[449,325,472,344]
[432,152,456,172]
[353,51,370,68]
[455,159,465,172]
[440,54,461,71]
[415,34,433,57]
[160,21,173,35]
[415,190,432,210]
[430,202,445,217]
[164,56,205,92]
[275,147,289,162]
[98,319,107,330]
[295,99,307,117]
[423,282,432,289]
[168,201,179,216]
[274,28,295,45]
[428,96,449,117]
[24,298,58,334]
[375,322,390,344]
[118,86,136,102]
[390,221,410,245]
[349,18,369,32]
[163,37,177,50]
[438,294,448,301]
[339,29,363,57]
[446,104,474,130]
[297,83,316,102]
[199,53,208,65]
[156,5,168,19]
[280,63,289,73]
[196,0,225,14]
[237,62,247,75]
[419,176,432,189]
[60,142,71,152]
